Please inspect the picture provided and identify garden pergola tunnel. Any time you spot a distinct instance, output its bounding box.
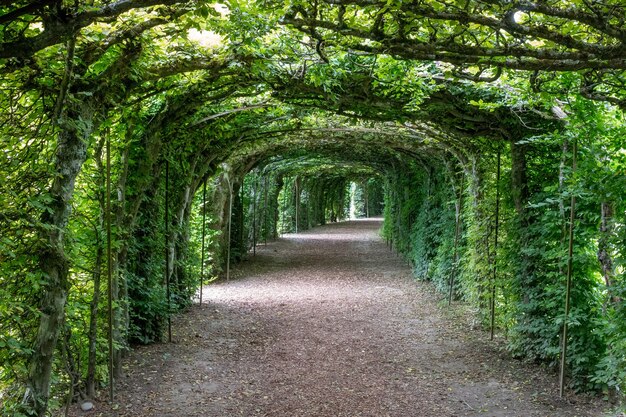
[1,1,626,416]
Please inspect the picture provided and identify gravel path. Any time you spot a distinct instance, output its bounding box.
[87,219,608,417]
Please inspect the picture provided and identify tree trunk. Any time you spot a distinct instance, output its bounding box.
[86,241,103,398]
[113,129,133,373]
[510,139,533,307]
[510,140,529,219]
[112,128,163,363]
[25,104,95,416]
[558,139,569,276]
[263,176,269,242]
[86,137,106,398]
[598,201,617,302]
[364,181,369,218]
[172,174,200,299]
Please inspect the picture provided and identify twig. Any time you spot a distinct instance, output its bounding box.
[462,400,475,410]
[53,35,76,124]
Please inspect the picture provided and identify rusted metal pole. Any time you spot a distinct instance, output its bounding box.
[200,180,206,305]
[106,135,114,402]
[448,175,464,306]
[264,176,269,245]
[226,177,233,281]
[490,150,501,341]
[165,159,171,343]
[559,138,577,398]
[252,174,257,256]
[295,177,299,234]
[365,180,370,218]
[281,178,288,236]
[240,180,245,248]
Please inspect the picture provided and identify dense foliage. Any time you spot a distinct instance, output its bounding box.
[381,107,626,393]
[1,1,625,416]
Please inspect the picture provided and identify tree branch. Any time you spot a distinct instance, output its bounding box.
[0,0,190,60]
[281,0,626,71]
[0,0,56,25]
[82,11,187,66]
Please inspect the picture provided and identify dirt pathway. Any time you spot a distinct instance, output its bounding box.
[89,219,608,417]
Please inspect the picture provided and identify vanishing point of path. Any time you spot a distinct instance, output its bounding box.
[93,219,607,417]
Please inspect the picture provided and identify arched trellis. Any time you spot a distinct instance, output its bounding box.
[104,83,572,408]
[2,1,623,412]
